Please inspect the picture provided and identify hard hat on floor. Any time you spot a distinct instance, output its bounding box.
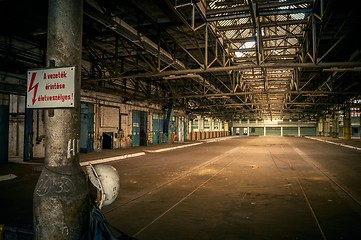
[85,163,120,209]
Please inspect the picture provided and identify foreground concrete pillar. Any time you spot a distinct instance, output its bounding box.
[33,0,90,239]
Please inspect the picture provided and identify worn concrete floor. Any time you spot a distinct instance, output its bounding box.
[1,136,361,239]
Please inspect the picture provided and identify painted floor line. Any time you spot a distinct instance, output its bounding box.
[9,141,207,167]
[0,174,17,182]
[305,136,361,151]
[80,152,146,166]
[144,142,203,153]
[204,136,238,143]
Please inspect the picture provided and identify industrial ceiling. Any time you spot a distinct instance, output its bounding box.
[1,0,360,121]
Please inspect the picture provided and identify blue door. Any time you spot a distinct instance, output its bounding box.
[132,110,140,147]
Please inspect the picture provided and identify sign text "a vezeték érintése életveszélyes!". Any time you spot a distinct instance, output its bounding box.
[37,71,73,103]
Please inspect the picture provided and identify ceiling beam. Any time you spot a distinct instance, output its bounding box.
[207,7,312,21]
[208,0,312,15]
[118,62,361,79]
[224,34,303,43]
[217,20,307,32]
[161,90,360,100]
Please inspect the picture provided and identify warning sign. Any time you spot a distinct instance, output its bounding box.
[27,67,75,108]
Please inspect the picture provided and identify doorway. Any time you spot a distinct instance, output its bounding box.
[132,110,148,146]
[102,132,113,149]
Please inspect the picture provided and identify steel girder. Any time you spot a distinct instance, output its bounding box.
[0,0,360,121]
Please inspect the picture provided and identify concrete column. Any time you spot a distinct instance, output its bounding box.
[188,120,191,140]
[224,121,229,136]
[332,112,339,138]
[317,118,323,136]
[343,108,351,140]
[0,93,9,163]
[199,117,203,132]
[33,0,90,239]
[298,126,301,137]
[324,115,330,137]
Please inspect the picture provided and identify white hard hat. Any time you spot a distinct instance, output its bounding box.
[85,163,120,209]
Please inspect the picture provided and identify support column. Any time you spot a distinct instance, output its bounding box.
[23,108,34,161]
[199,117,203,139]
[332,111,339,138]
[0,93,9,163]
[324,115,330,137]
[298,126,301,137]
[189,119,193,140]
[164,101,174,143]
[317,117,323,136]
[343,107,351,140]
[33,0,89,239]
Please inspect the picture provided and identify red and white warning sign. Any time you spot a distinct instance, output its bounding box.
[27,66,75,108]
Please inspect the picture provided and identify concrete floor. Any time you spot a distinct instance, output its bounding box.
[1,136,361,239]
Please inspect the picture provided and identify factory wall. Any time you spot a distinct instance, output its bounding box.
[6,91,228,161]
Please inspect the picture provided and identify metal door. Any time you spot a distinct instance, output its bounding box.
[132,110,140,147]
[80,102,94,153]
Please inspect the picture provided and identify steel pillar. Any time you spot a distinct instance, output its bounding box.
[33,0,90,239]
[164,101,174,144]
[312,15,317,63]
[24,108,33,161]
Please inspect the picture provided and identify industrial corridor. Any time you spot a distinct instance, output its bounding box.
[1,136,361,239]
[1,0,361,239]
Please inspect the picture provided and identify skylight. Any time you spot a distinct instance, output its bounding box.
[235,41,255,57]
